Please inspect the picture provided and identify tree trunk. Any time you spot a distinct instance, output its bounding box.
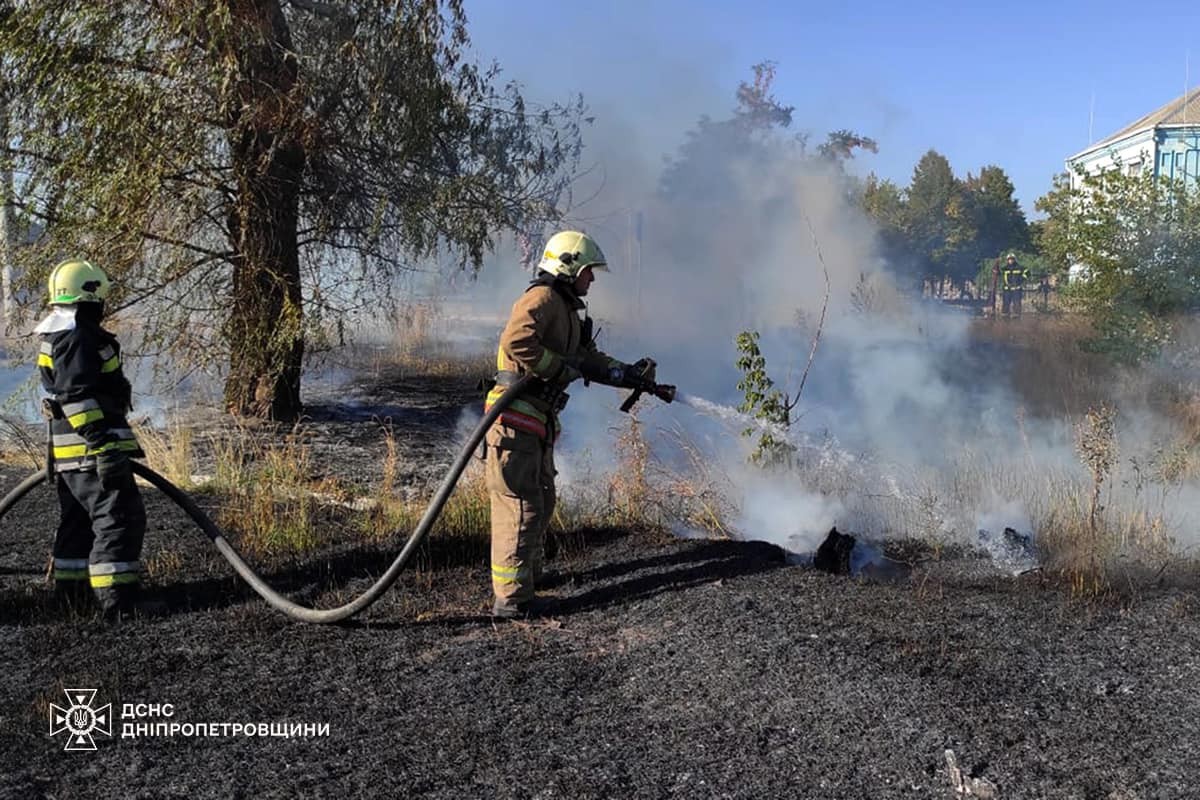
[0,92,13,343]
[221,0,306,421]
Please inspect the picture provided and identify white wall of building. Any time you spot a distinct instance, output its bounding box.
[1067,129,1157,189]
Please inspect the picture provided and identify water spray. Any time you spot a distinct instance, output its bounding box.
[675,392,793,443]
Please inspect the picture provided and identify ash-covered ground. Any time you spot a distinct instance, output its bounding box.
[2,365,1199,800]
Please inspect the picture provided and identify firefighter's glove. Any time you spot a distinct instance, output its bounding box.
[621,357,657,388]
[95,448,132,490]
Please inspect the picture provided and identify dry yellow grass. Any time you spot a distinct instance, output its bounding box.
[132,418,195,488]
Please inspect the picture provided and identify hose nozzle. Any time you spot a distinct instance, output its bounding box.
[620,379,675,413]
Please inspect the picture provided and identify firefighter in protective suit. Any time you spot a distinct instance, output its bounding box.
[1000,252,1029,317]
[485,231,658,619]
[35,259,146,619]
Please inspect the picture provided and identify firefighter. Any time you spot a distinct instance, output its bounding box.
[1000,253,1029,317]
[484,231,658,619]
[35,259,146,619]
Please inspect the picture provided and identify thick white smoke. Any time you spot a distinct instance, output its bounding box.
[425,53,1200,560]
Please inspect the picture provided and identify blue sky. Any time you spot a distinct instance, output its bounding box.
[464,0,1199,216]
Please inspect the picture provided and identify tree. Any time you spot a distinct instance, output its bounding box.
[818,129,879,164]
[659,62,877,206]
[860,154,1030,295]
[861,173,910,267]
[946,165,1031,291]
[734,330,796,466]
[658,61,795,206]
[1032,172,1074,274]
[1036,167,1200,362]
[655,62,874,328]
[965,165,1030,258]
[902,150,960,288]
[0,1,583,419]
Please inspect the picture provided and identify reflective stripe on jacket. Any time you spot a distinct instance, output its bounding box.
[38,317,143,472]
[1002,266,1029,289]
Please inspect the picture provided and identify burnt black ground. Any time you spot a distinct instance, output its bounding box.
[2,371,1200,799]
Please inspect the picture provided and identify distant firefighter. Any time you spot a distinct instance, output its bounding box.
[36,260,146,620]
[1000,252,1029,317]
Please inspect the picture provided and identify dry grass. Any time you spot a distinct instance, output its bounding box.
[136,417,352,562]
[0,415,47,469]
[975,314,1200,433]
[946,314,1199,596]
[143,547,186,582]
[653,424,737,537]
[367,298,495,381]
[549,415,730,537]
[1174,392,1200,447]
[133,418,195,488]
[357,433,493,570]
[607,416,654,527]
[973,315,1117,419]
[208,427,342,559]
[81,305,1199,603]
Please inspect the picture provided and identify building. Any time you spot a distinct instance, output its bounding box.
[1067,89,1200,190]
[1064,90,1200,281]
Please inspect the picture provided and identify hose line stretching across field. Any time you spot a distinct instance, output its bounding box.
[0,376,533,624]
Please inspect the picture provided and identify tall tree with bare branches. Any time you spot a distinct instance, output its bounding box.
[0,1,583,419]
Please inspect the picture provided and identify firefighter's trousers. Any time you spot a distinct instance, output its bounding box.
[52,468,147,611]
[485,423,556,611]
[1001,288,1023,316]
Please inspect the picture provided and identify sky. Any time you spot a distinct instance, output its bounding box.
[463,0,1200,216]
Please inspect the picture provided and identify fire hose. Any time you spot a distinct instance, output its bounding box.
[0,373,675,624]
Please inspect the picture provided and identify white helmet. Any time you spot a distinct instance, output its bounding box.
[48,259,111,305]
[537,231,608,279]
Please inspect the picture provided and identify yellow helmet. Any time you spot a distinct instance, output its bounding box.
[48,259,111,305]
[537,231,608,279]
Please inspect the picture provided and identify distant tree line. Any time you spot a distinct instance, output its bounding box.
[859,150,1032,297]
[859,143,1200,363]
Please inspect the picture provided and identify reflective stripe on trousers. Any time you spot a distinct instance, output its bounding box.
[486,423,556,607]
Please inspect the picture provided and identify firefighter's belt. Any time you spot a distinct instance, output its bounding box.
[495,370,570,412]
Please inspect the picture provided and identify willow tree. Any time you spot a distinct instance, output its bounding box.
[0,1,582,419]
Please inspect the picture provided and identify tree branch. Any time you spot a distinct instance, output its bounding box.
[285,0,356,21]
[789,214,830,414]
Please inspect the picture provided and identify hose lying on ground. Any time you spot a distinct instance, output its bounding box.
[0,376,532,624]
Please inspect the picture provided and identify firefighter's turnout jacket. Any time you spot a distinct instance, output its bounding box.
[37,307,143,470]
[36,304,146,608]
[1002,262,1030,290]
[485,275,626,441]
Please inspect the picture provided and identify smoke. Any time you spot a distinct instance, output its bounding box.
[724,469,844,555]
[423,46,1200,561]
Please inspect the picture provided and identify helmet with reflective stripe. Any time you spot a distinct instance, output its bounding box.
[48,259,111,305]
[537,231,608,279]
